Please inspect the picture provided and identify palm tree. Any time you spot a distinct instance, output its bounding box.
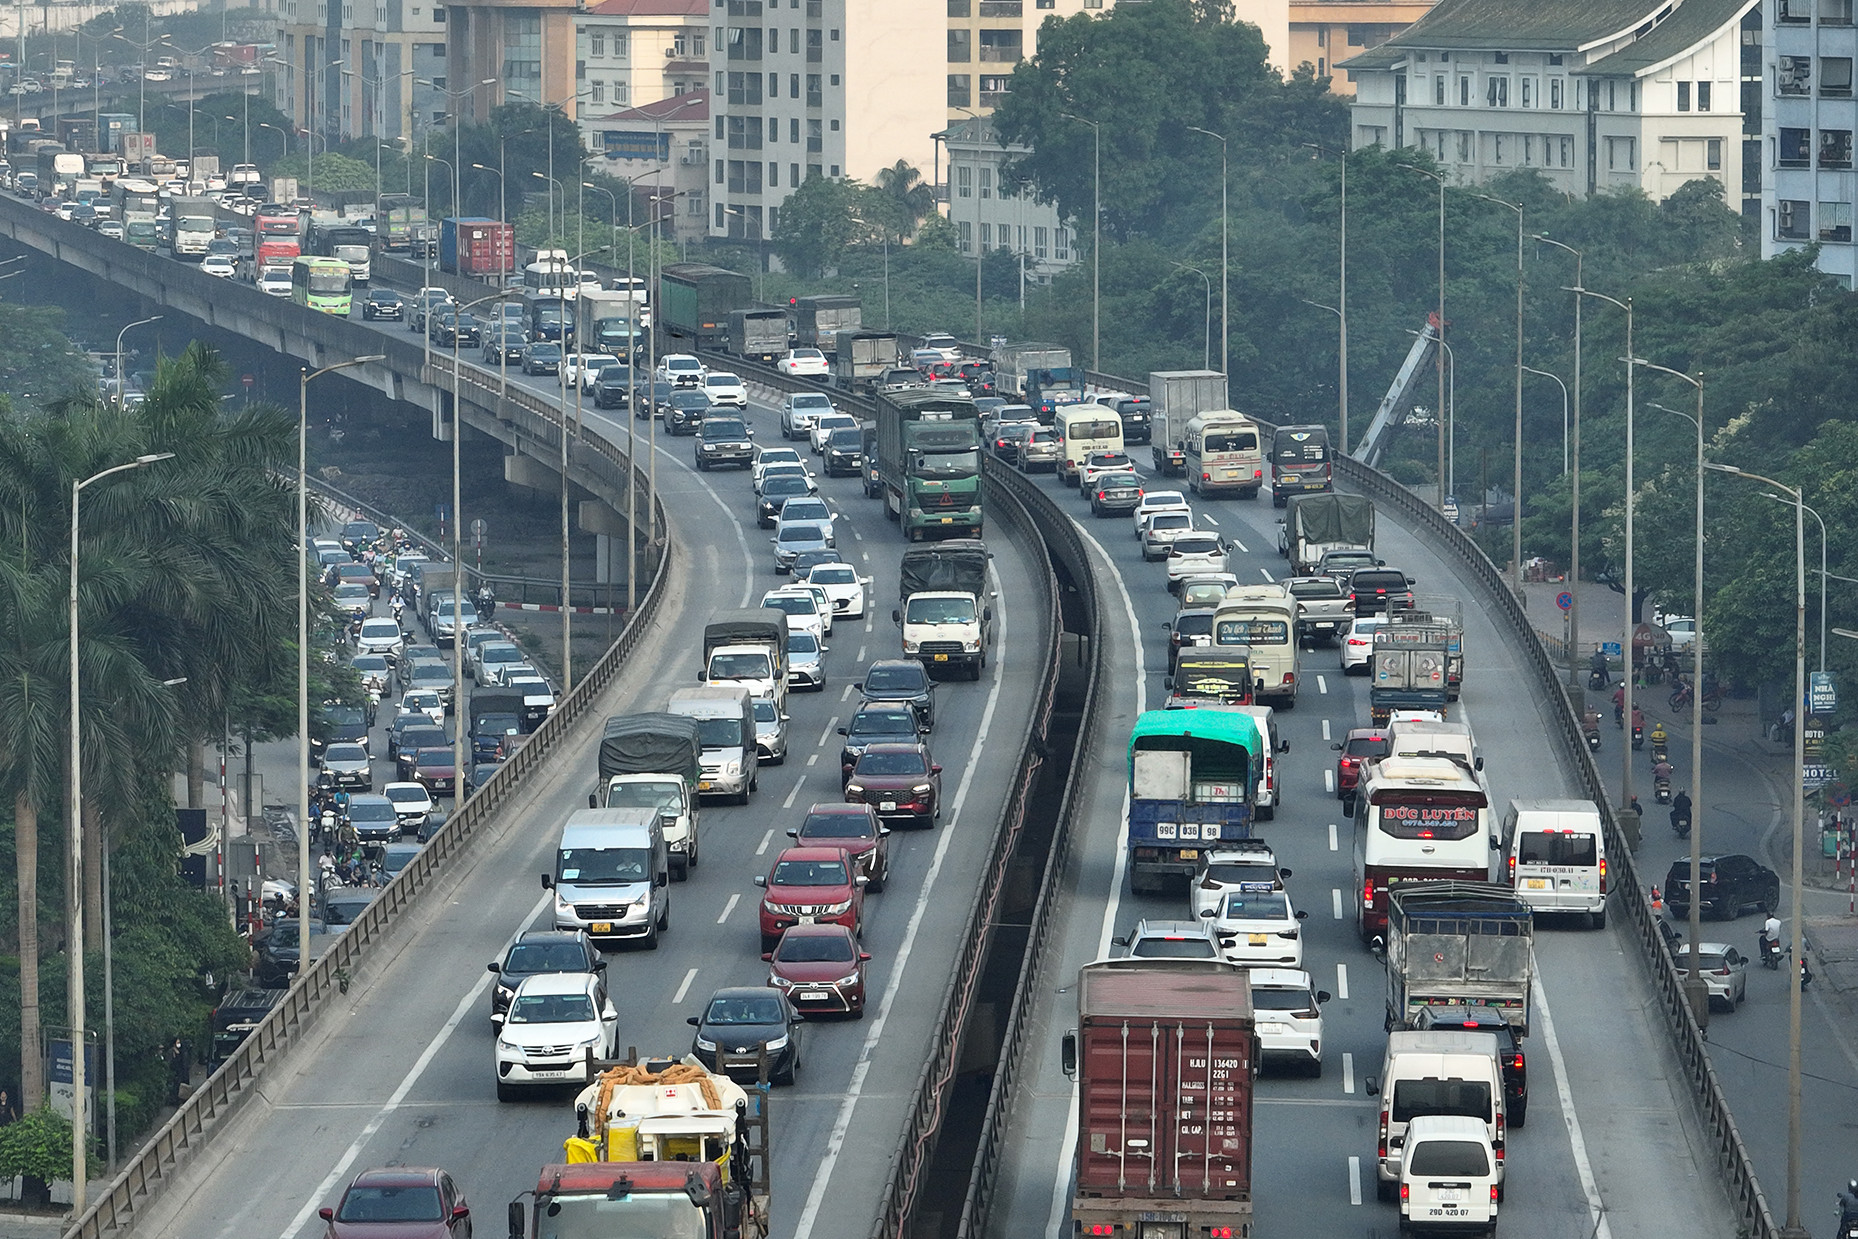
[874,160,936,243]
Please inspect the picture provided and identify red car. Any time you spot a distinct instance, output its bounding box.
[753,846,866,950]
[843,742,942,828]
[763,923,870,1017]
[1332,727,1390,812]
[413,747,456,796]
[319,1167,471,1238]
[787,802,891,891]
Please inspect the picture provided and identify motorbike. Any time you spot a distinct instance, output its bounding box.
[1759,932,1783,970]
[1654,775,1672,804]
[1588,667,1608,690]
[1670,681,1693,710]
[1650,739,1670,765]
[1631,723,1645,750]
[1584,723,1602,753]
[1670,805,1692,838]
[1701,682,1725,712]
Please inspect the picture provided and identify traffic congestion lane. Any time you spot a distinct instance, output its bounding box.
[138,369,1050,1239]
[979,467,1737,1239]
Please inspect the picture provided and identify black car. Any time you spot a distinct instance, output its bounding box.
[1664,854,1779,921]
[482,326,525,365]
[472,711,522,762]
[318,886,378,928]
[487,929,605,1022]
[837,704,923,782]
[1415,1005,1528,1126]
[520,341,562,375]
[346,793,399,843]
[757,475,813,527]
[311,701,369,764]
[1346,566,1416,616]
[640,379,675,422]
[855,660,936,729]
[1163,607,1216,675]
[687,986,803,1086]
[360,288,405,321]
[823,426,863,476]
[465,762,502,797]
[695,416,754,470]
[593,364,635,409]
[1115,396,1153,444]
[394,724,450,778]
[665,389,711,435]
[430,309,483,349]
[253,917,328,987]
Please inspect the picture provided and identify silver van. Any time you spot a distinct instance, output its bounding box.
[1500,797,1607,927]
[667,685,759,803]
[1233,704,1290,821]
[541,807,671,949]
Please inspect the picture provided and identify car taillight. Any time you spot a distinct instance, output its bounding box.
[1490,1185,1501,1204]
[1363,877,1376,910]
[1378,1107,1389,1157]
[1494,1112,1505,1161]
[1507,855,1516,882]
[1399,1184,1410,1204]
[1510,1053,1524,1071]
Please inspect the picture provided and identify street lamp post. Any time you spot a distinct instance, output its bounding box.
[305,58,345,203]
[298,356,381,994]
[1637,363,1709,1029]
[533,170,565,247]
[1061,113,1102,374]
[70,451,175,1210]
[1570,286,1633,814]
[949,109,986,347]
[258,121,288,163]
[1193,127,1231,380]
[1537,236,1585,687]
[1301,143,1348,449]
[113,314,160,407]
[1174,263,1211,370]
[472,160,505,224]
[1763,496,1826,673]
[1399,163,1448,507]
[1474,193,1525,592]
[418,78,495,213]
[163,41,212,181]
[1521,366,1568,476]
[449,291,513,768]
[1704,460,1809,1239]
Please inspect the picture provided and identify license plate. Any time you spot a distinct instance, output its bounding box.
[933,653,949,662]
[1178,849,1199,859]
[1249,934,1267,946]
[880,801,898,812]
[940,517,953,524]
[528,1069,568,1079]
[1525,878,1548,889]
[797,992,830,1001]
[1437,1189,1466,1205]
[797,913,817,923]
[590,922,612,934]
[698,781,713,791]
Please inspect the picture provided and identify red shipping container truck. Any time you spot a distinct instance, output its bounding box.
[439,216,515,278]
[1064,960,1256,1237]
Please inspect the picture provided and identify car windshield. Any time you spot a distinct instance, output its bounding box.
[705,420,748,438]
[1347,736,1392,759]
[792,394,832,410]
[325,744,366,763]
[771,859,849,886]
[694,718,741,748]
[759,451,803,467]
[789,633,821,655]
[1203,860,1275,886]
[1131,937,1217,959]
[781,501,830,521]
[507,992,595,1024]
[703,995,785,1026]
[792,350,824,361]
[905,597,975,624]
[764,595,817,616]
[801,812,874,839]
[856,751,927,777]
[764,478,808,498]
[710,652,772,679]
[528,344,560,359]
[1290,579,1344,599]
[415,750,452,768]
[384,786,428,806]
[776,934,856,964]
[916,449,979,478]
[864,666,926,693]
[1149,513,1193,532]
[1392,1079,1492,1123]
[505,941,590,972]
[1089,453,1131,469]
[606,780,680,813]
[828,429,862,447]
[777,523,827,545]
[410,666,451,685]
[325,705,366,727]
[360,620,397,638]
[1250,987,1317,1012]
[402,728,447,749]
[558,846,650,884]
[1220,891,1289,920]
[850,710,914,737]
[336,1185,443,1223]
[322,895,373,925]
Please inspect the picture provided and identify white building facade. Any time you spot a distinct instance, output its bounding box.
[1764,0,1858,282]
[942,116,1077,278]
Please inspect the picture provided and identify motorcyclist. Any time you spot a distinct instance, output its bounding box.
[1631,705,1646,733]
[1670,788,1693,832]
[1589,648,1610,686]
[1613,684,1626,725]
[1581,706,1601,736]
[1649,719,1669,751]
[1652,759,1675,784]
[1837,1178,1858,1228]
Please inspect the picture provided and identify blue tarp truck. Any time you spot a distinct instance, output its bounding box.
[1126,709,1262,896]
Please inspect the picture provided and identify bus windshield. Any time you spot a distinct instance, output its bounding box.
[307,268,350,292]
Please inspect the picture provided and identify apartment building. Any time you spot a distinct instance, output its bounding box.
[578,0,709,112]
[275,0,445,141]
[1342,0,1756,204]
[1287,0,1437,95]
[439,0,579,122]
[582,88,712,244]
[1763,0,1858,282]
[942,114,1077,275]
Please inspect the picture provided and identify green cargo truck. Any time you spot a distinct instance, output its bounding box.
[873,388,983,541]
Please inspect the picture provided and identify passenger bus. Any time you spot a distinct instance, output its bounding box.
[1212,584,1299,706]
[1182,411,1264,499]
[1269,423,1333,506]
[1352,755,1493,944]
[290,256,354,316]
[522,249,599,298]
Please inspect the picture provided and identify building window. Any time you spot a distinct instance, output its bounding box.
[1486,75,1507,106]
[589,32,604,56]
[1606,80,1617,110]
[589,81,604,103]
[807,118,822,151]
[1826,0,1856,22]
[1820,199,1853,240]
[1459,75,1470,105]
[1548,53,1563,65]
[949,0,970,12]
[791,117,799,142]
[1547,78,1561,109]
[1521,77,1532,107]
[979,75,1010,104]
[1457,131,1471,161]
[1054,227,1069,261]
[769,116,779,141]
[1823,58,1853,97]
[1493,50,1509,63]
[790,162,799,184]
[956,165,972,197]
[1434,73,1445,104]
[715,158,725,183]
[1821,128,1853,167]
[768,162,777,187]
[433,5,445,18]
[806,28,821,62]
[979,166,992,198]
[1707,137,1723,169]
[1777,198,1810,238]
[1560,135,1572,166]
[1493,134,1504,163]
[1605,136,1635,170]
[1677,81,1690,111]
[948,74,971,107]
[1523,134,1533,163]
[1779,56,1811,95]
[948,29,971,62]
[979,222,991,247]
[1034,225,1047,259]
[958,220,971,252]
[1778,127,1811,166]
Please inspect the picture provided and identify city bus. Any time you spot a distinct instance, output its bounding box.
[290,256,353,316]
[1182,411,1265,499]
[1352,755,1493,944]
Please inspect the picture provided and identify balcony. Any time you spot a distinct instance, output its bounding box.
[977,45,1021,62]
[978,0,1021,15]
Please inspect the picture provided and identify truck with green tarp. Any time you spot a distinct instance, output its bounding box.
[872,387,983,541]
[1281,492,1375,576]
[1126,709,1262,895]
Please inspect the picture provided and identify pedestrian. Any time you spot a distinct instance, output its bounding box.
[0,1088,17,1126]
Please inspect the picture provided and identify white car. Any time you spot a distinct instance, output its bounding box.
[775,496,834,542]
[796,581,835,634]
[752,445,808,487]
[761,587,826,642]
[1114,918,1221,961]
[1340,615,1385,674]
[1132,489,1190,536]
[1248,968,1329,1075]
[703,371,749,409]
[809,412,861,454]
[1201,885,1306,967]
[399,689,446,727]
[96,219,126,240]
[565,352,620,390]
[257,267,292,296]
[656,353,706,386]
[1189,843,1290,919]
[1165,533,1228,588]
[354,617,405,661]
[800,561,868,619]
[755,461,817,496]
[493,972,618,1101]
[382,780,436,834]
[781,391,836,440]
[778,348,830,378]
[919,332,962,361]
[200,253,238,278]
[1140,510,1196,561]
[472,640,528,685]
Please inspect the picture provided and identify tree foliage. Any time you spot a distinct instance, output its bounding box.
[773,176,872,278]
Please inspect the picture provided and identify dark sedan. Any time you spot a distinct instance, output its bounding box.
[360,288,405,321]
[520,341,562,375]
[756,475,813,528]
[593,364,634,409]
[394,725,449,779]
[486,929,605,1022]
[664,389,711,436]
[843,742,942,828]
[254,917,328,987]
[837,704,922,782]
[428,309,481,348]
[687,986,803,1086]
[823,426,863,477]
[764,924,870,1018]
[1088,469,1145,516]
[856,660,936,729]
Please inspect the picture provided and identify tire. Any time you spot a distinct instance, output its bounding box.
[496,1081,518,1103]
[1590,904,1607,930]
[775,1050,797,1087]
[1376,1177,1396,1203]
[871,864,888,894]
[671,853,689,882]
[657,898,670,932]
[688,834,700,869]
[1510,1102,1527,1128]
[1308,1056,1324,1079]
[1342,796,1357,818]
[1258,801,1276,822]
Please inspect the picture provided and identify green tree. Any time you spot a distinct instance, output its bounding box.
[774,176,869,278]
[871,161,935,243]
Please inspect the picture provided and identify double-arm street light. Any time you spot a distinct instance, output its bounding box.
[1474,192,1525,594]
[1536,236,1585,688]
[1702,460,1809,1239]
[1635,360,1709,1030]
[71,451,176,1209]
[1193,127,1231,380]
[419,78,496,213]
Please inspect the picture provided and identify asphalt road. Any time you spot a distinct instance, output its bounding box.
[136,336,1052,1239]
[979,460,1742,1239]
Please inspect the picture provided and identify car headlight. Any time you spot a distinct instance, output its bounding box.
[821,899,853,916]
[911,784,933,796]
[902,639,919,653]
[769,975,795,988]
[554,894,573,916]
[496,984,515,999]
[765,1035,789,1052]
[762,898,782,914]
[845,784,863,797]
[836,972,862,986]
[695,1036,716,1052]
[723,760,741,777]
[963,641,981,653]
[496,1037,522,1051]
[576,1035,603,1051]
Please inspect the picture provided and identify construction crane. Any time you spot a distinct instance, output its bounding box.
[1351,315,1440,471]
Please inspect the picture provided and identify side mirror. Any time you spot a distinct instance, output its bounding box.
[1369,934,1386,959]
[1111,935,1129,947]
[686,1015,701,1027]
[1279,866,1294,879]
[836,726,848,736]
[1331,742,1343,751]
[1163,676,1174,690]
[1278,740,1291,754]
[1407,576,1417,585]
[983,607,993,623]
[1295,910,1309,921]
[1060,1030,1079,1080]
[655,871,668,888]
[931,764,943,774]
[1489,834,1502,850]
[753,875,768,887]
[593,959,607,971]
[1316,990,1332,1004]
[588,793,598,809]
[892,609,902,624]
[860,951,872,961]
[319,1208,335,1222]
[1475,755,1485,771]
[852,683,863,692]
[1364,1075,1380,1097]
[878,825,892,836]
[854,875,869,887]
[697,669,707,681]
[1199,908,1215,918]
[761,952,773,961]
[486,962,501,974]
[540,873,554,890]
[452,1206,471,1222]
[786,828,800,838]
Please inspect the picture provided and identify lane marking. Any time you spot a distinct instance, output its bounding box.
[1201,514,1219,527]
[1335,962,1350,1000]
[1259,567,1275,582]
[792,558,1013,1239]
[672,967,698,1004]
[806,753,818,767]
[1324,769,1335,793]
[1347,1156,1362,1206]
[716,892,740,925]
[840,684,855,701]
[1342,1053,1356,1096]
[817,718,840,748]
[1317,675,1329,695]
[1328,822,1339,851]
[1331,888,1343,920]
[857,645,867,661]
[756,828,774,855]
[276,892,545,1239]
[1229,536,1249,553]
[1321,719,1332,741]
[655,440,756,607]
[1533,964,1614,1239]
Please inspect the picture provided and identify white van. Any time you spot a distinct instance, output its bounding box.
[1215,586,1300,707]
[1233,704,1289,821]
[1374,1029,1506,1199]
[667,686,758,803]
[1500,797,1607,927]
[1054,404,1125,486]
[1399,1114,1501,1233]
[542,807,671,949]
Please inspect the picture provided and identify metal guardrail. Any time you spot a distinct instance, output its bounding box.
[63,396,670,1239]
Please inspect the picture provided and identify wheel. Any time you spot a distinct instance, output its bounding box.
[774,1050,797,1086]
[870,864,888,894]
[1273,493,1287,508]
[1376,1177,1396,1203]
[1342,797,1356,818]
[671,853,689,882]
[1258,801,1276,822]
[688,834,699,869]
[496,1081,518,1103]
[1590,904,1606,930]
[1510,1102,1527,1128]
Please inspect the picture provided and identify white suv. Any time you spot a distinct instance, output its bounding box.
[1248,968,1329,1076]
[656,354,706,387]
[493,972,617,1101]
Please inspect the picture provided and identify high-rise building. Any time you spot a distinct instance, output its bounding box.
[276,0,445,144]
[577,0,710,113]
[1287,0,1438,96]
[1762,0,1858,282]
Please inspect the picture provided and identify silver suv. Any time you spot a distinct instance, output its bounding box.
[1015,427,1061,473]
